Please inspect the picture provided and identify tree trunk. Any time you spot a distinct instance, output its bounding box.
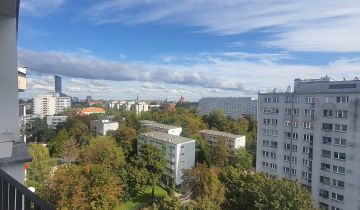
[152,180,155,203]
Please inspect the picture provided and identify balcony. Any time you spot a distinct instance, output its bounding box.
[0,168,54,210]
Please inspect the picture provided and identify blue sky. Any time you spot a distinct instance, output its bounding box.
[19,0,360,101]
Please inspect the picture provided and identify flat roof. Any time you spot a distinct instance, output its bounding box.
[140,131,194,144]
[140,120,181,130]
[199,129,244,139]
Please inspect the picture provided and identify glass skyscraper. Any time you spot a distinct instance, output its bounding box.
[55,75,62,94]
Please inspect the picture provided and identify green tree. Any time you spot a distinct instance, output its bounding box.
[79,136,125,173]
[191,134,211,165]
[25,143,56,199]
[110,124,137,158]
[229,148,253,170]
[212,138,229,167]
[203,109,230,131]
[26,118,55,142]
[220,167,315,210]
[68,118,91,147]
[48,128,69,157]
[131,144,166,202]
[159,194,181,210]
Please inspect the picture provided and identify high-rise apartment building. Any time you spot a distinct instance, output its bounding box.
[55,75,62,94]
[138,131,195,185]
[256,77,360,210]
[198,97,257,119]
[33,93,71,117]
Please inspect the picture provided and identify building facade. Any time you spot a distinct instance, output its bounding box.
[256,77,360,210]
[199,129,246,149]
[198,97,257,119]
[33,93,71,117]
[90,119,119,136]
[140,120,182,136]
[138,131,195,185]
[46,116,68,129]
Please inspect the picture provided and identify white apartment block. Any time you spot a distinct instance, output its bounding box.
[199,129,246,149]
[140,120,182,136]
[90,119,119,136]
[256,77,360,210]
[198,97,257,119]
[33,93,71,117]
[132,101,149,114]
[46,116,68,129]
[33,93,57,116]
[138,131,195,185]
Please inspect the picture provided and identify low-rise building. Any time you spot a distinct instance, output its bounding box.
[46,116,68,129]
[199,129,246,149]
[90,119,119,136]
[132,101,149,114]
[140,120,182,136]
[138,131,195,185]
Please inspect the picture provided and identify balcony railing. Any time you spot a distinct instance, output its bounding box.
[0,168,55,210]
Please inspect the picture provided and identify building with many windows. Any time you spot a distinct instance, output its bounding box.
[199,129,246,149]
[33,93,71,117]
[140,120,182,136]
[138,131,195,185]
[198,97,257,119]
[256,77,360,210]
[46,116,68,129]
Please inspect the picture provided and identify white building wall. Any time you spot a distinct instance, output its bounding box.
[175,141,195,185]
[198,97,257,119]
[46,116,68,129]
[33,94,56,116]
[56,96,71,114]
[256,78,360,210]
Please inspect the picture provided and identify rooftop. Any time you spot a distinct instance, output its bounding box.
[140,131,195,144]
[199,129,244,139]
[140,120,181,130]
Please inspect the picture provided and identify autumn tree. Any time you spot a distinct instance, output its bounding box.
[182,164,225,210]
[48,164,122,209]
[159,194,181,210]
[110,124,137,158]
[26,118,55,143]
[61,137,80,164]
[212,138,229,167]
[229,148,253,170]
[25,143,56,199]
[191,134,211,164]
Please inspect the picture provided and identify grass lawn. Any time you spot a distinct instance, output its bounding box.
[117,186,167,210]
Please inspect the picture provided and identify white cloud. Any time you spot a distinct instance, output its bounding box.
[21,0,67,16]
[86,0,360,52]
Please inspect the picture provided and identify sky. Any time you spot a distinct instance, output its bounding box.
[18,0,360,101]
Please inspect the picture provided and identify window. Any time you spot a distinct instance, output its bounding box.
[331,206,343,210]
[302,147,310,154]
[271,108,279,113]
[331,193,344,202]
[283,167,290,173]
[336,96,349,103]
[284,132,291,138]
[291,156,297,163]
[303,121,313,129]
[321,163,330,171]
[302,171,310,179]
[284,120,290,127]
[264,97,271,103]
[319,202,329,210]
[293,132,298,139]
[303,134,314,141]
[271,119,278,125]
[264,118,271,125]
[323,110,333,117]
[271,141,278,148]
[305,97,316,103]
[263,151,269,157]
[263,108,271,114]
[262,161,269,167]
[319,189,329,198]
[293,109,299,115]
[273,97,279,103]
[263,140,270,146]
[292,121,298,127]
[333,165,345,174]
[322,137,331,144]
[270,163,277,170]
[292,145,297,152]
[291,168,296,175]
[332,179,345,188]
[270,152,277,159]
[320,176,330,185]
[303,159,310,166]
[333,152,346,160]
[285,108,292,115]
[324,96,333,104]
[334,124,347,132]
[283,155,290,162]
[334,138,346,146]
[322,150,331,157]
[304,109,314,116]
[322,123,333,130]
[336,110,348,118]
[284,143,291,150]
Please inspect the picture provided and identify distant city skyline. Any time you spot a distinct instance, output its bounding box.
[18,1,360,100]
